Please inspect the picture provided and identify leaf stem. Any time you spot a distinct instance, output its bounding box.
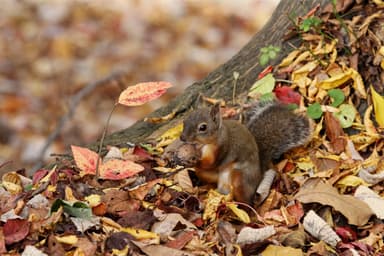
[95,103,118,179]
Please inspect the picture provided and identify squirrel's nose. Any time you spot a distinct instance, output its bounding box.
[180,133,186,141]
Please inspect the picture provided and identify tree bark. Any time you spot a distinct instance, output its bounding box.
[95,0,330,149]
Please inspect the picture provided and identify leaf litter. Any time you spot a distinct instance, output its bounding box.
[2,1,384,255]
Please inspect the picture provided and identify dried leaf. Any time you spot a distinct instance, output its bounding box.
[226,203,250,223]
[324,111,346,154]
[121,227,159,241]
[3,219,30,245]
[118,81,172,106]
[55,235,78,245]
[295,179,373,225]
[370,85,384,128]
[261,244,303,256]
[236,226,276,245]
[354,186,384,219]
[303,210,341,247]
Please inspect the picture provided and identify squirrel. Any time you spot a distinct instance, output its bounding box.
[179,100,312,204]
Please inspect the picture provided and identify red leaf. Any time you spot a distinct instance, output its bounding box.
[336,226,357,242]
[274,86,301,105]
[258,65,273,79]
[0,228,6,254]
[32,169,49,184]
[100,159,144,180]
[71,145,100,175]
[3,219,30,245]
[118,81,172,106]
[286,201,304,222]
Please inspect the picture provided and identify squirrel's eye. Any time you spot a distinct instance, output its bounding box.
[198,123,207,132]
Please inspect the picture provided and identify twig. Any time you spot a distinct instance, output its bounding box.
[32,71,126,172]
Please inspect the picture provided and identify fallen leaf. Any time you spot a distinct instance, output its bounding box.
[151,213,196,237]
[55,235,78,245]
[354,186,384,219]
[261,244,303,256]
[3,219,30,245]
[370,85,384,127]
[100,159,144,180]
[118,81,172,106]
[274,86,301,105]
[248,73,276,97]
[324,111,346,154]
[295,179,373,225]
[333,104,356,128]
[71,145,100,176]
[303,210,341,247]
[226,203,250,223]
[132,241,194,256]
[22,245,48,256]
[121,226,159,241]
[236,226,276,245]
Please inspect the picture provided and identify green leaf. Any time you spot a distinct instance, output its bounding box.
[259,92,276,102]
[259,53,269,66]
[51,199,93,219]
[300,17,322,32]
[24,184,33,191]
[333,104,356,128]
[328,89,345,107]
[268,51,277,59]
[307,102,323,119]
[287,103,299,110]
[248,73,276,97]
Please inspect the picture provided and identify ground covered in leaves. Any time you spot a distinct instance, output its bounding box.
[2,0,384,255]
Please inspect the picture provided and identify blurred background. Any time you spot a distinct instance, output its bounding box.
[0,0,278,175]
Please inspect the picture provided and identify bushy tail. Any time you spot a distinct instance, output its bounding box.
[245,100,312,171]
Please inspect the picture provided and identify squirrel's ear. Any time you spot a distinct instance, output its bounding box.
[195,94,205,108]
[210,103,222,127]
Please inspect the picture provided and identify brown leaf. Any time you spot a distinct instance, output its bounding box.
[165,230,196,250]
[295,178,373,226]
[324,111,346,154]
[102,190,140,216]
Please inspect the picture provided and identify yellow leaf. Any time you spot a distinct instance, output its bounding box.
[279,50,301,67]
[84,194,101,207]
[65,186,77,202]
[336,175,368,190]
[156,123,184,148]
[226,203,250,223]
[261,245,303,256]
[370,85,384,128]
[55,235,78,245]
[373,0,384,6]
[203,190,230,222]
[2,181,22,194]
[317,69,352,90]
[112,246,129,256]
[363,105,378,135]
[121,227,159,241]
[317,68,367,99]
[40,166,57,184]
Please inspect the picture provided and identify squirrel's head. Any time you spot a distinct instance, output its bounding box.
[180,103,222,144]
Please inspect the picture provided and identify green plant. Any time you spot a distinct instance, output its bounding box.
[259,45,281,66]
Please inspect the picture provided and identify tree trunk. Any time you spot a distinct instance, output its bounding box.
[96,0,330,149]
